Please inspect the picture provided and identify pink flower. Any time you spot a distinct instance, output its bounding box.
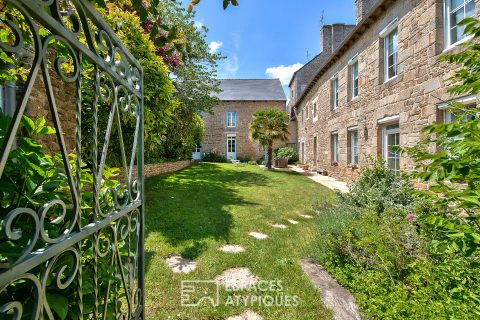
[406,213,416,221]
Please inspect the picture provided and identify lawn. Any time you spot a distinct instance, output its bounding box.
[144,162,336,319]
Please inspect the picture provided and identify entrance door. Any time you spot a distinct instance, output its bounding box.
[227,135,237,161]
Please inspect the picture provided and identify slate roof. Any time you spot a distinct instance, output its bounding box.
[216,79,287,101]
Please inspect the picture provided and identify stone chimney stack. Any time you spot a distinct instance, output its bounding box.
[321,24,355,54]
[355,0,378,24]
[320,25,333,54]
[332,24,355,51]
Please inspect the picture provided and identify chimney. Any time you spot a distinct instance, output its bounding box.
[332,24,355,51]
[355,0,378,24]
[320,25,333,54]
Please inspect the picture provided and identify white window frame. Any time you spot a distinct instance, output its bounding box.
[331,133,339,163]
[382,123,400,175]
[444,0,475,49]
[351,61,359,99]
[227,111,237,128]
[350,130,359,165]
[195,144,202,153]
[313,99,318,121]
[384,28,398,81]
[348,54,359,100]
[306,102,310,119]
[332,76,339,110]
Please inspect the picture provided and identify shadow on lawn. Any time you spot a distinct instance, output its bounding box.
[144,163,268,265]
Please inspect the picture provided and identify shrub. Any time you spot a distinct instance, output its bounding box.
[247,161,257,165]
[310,159,480,319]
[201,150,227,163]
[274,146,299,164]
[237,156,252,163]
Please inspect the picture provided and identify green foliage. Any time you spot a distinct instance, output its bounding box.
[341,157,415,214]
[0,114,123,319]
[237,156,251,163]
[250,109,289,169]
[403,18,480,256]
[311,160,480,319]
[201,150,227,163]
[274,147,297,160]
[247,160,257,165]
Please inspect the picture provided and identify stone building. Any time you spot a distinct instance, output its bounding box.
[198,79,288,161]
[289,0,479,181]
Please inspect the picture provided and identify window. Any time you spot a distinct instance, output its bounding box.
[331,133,339,164]
[301,107,304,128]
[313,102,318,119]
[383,123,400,175]
[227,111,237,127]
[332,76,339,109]
[445,0,475,47]
[195,144,202,153]
[351,61,359,99]
[350,130,359,164]
[384,28,398,81]
[444,109,475,123]
[306,103,309,118]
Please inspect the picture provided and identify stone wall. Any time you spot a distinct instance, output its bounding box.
[295,0,480,182]
[24,70,77,154]
[125,160,192,181]
[201,100,288,161]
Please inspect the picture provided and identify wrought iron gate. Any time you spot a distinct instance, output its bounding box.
[0,0,145,318]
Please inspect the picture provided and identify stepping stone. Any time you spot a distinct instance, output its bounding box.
[164,255,196,274]
[219,245,245,253]
[248,231,268,239]
[271,223,288,229]
[226,310,263,320]
[287,219,299,225]
[215,267,258,290]
[301,259,361,320]
[300,214,313,219]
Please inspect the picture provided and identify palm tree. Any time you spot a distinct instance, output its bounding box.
[250,109,289,169]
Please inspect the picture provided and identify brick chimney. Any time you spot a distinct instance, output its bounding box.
[355,0,378,23]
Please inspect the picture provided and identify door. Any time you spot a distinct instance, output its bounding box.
[192,143,202,160]
[227,135,237,161]
[313,136,317,166]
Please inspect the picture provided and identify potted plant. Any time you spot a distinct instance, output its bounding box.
[347,162,358,169]
[274,147,297,168]
[331,161,339,167]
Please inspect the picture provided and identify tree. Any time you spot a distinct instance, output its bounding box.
[404,17,480,255]
[250,109,289,169]
[155,0,222,114]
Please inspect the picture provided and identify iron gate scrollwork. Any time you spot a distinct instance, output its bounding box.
[0,0,145,319]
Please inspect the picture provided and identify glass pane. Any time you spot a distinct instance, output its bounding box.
[466,1,475,18]
[387,158,397,171]
[451,0,465,10]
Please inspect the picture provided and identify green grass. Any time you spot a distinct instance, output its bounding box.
[144,162,336,319]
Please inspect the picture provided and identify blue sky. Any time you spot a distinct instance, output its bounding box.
[185,0,356,97]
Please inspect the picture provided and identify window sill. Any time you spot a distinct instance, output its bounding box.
[380,74,402,90]
[384,75,398,84]
[443,35,474,54]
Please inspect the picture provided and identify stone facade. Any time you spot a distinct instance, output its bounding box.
[291,0,480,182]
[201,100,287,161]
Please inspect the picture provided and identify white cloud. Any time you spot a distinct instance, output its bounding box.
[265,63,304,86]
[220,54,239,78]
[193,20,204,29]
[209,41,223,53]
